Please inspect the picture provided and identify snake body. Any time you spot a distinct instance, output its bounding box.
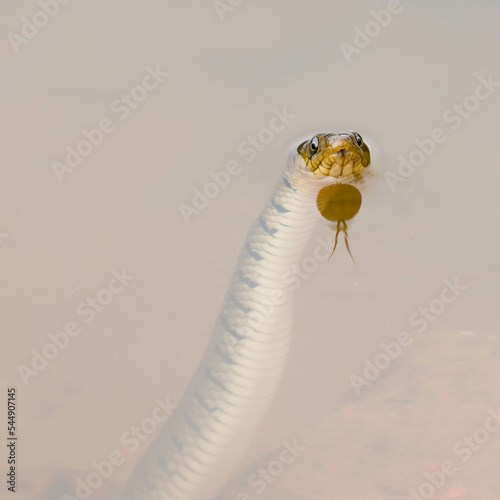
[125,132,371,500]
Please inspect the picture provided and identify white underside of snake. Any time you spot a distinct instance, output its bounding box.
[123,131,371,500]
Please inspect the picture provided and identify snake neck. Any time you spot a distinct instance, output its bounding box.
[125,156,331,500]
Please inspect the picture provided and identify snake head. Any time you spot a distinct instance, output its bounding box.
[297,131,370,179]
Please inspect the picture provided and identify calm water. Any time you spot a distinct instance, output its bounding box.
[2,1,499,499]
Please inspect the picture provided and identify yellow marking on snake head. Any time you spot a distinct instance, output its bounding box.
[297,131,371,179]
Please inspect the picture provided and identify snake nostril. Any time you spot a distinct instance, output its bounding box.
[338,148,346,156]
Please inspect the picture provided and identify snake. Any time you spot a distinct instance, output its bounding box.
[123,131,371,500]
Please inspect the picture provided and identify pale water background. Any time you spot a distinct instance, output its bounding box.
[1,1,500,499]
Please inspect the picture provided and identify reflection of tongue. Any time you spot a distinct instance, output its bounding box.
[316,183,363,262]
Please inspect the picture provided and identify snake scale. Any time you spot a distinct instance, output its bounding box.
[124,131,371,500]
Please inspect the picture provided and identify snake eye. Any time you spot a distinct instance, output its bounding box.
[310,136,319,154]
[354,133,363,147]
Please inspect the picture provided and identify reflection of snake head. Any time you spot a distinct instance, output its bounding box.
[297,131,370,179]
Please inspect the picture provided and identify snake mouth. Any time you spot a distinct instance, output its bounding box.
[297,131,371,179]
